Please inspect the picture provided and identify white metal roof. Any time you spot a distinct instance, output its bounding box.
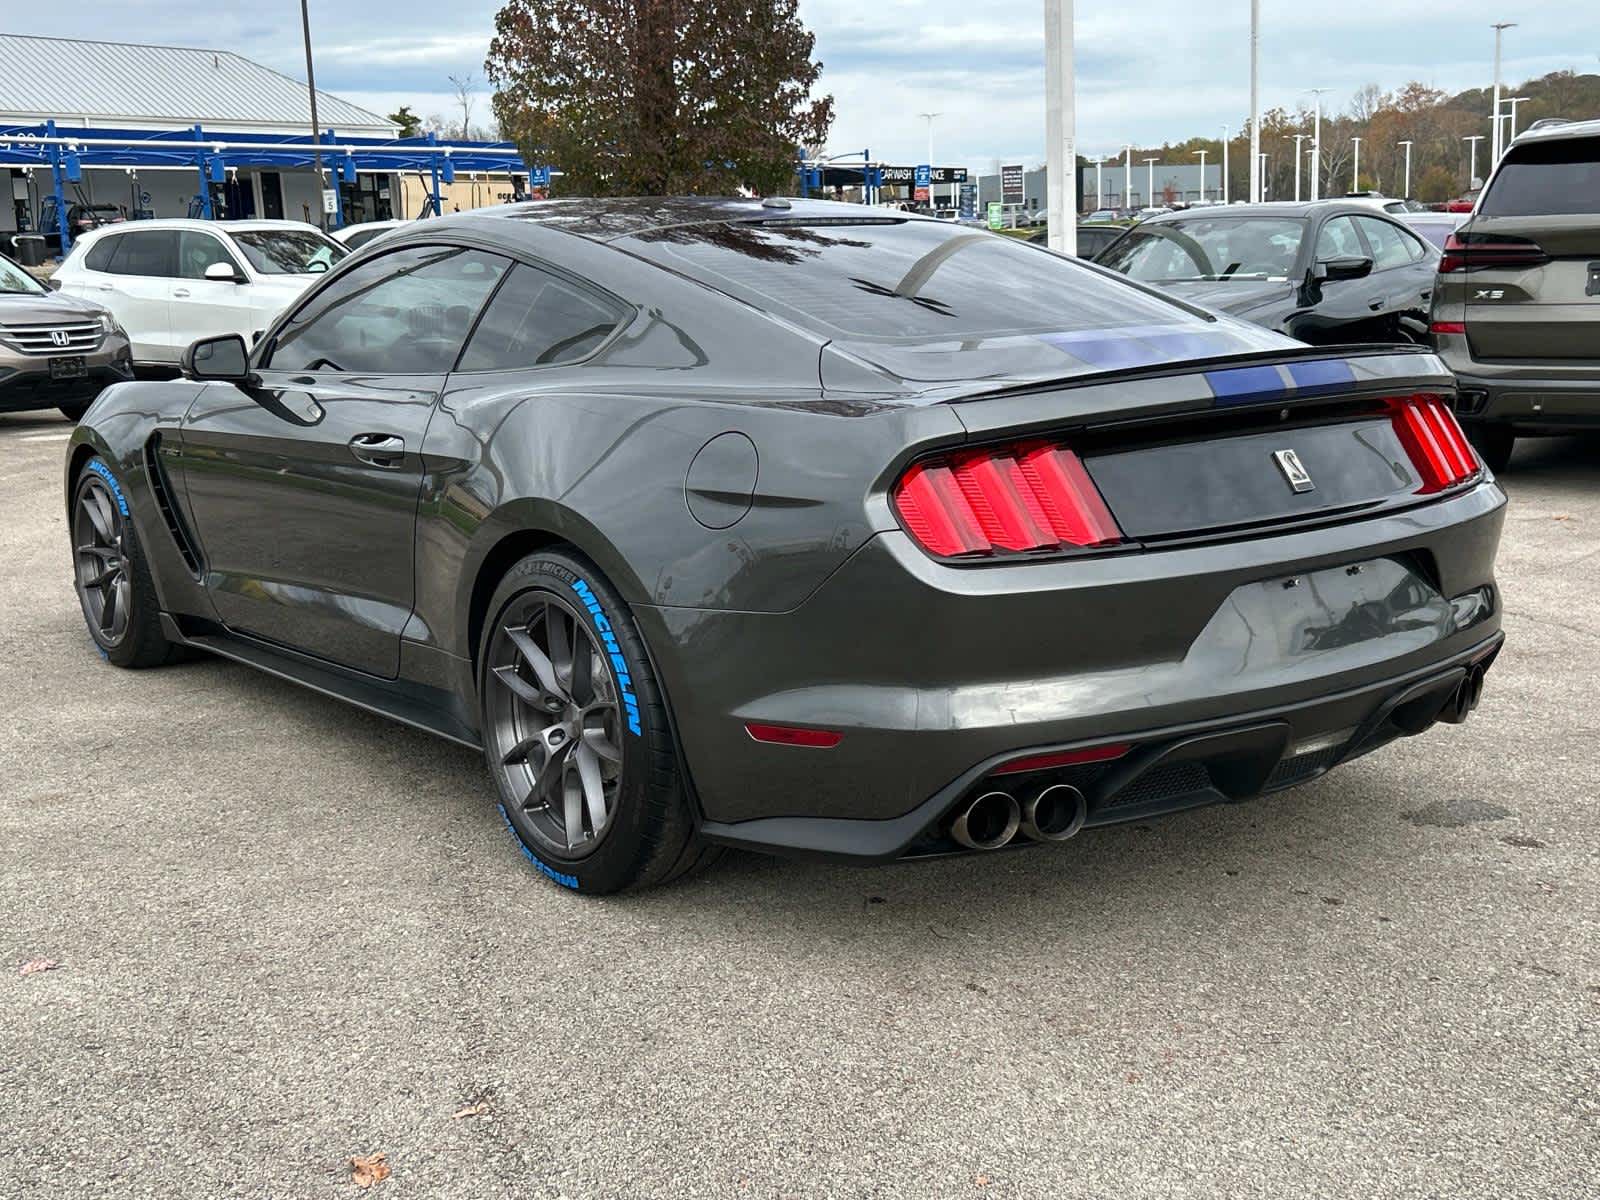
[0,34,396,136]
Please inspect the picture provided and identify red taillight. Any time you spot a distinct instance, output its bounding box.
[745,723,843,748]
[992,743,1131,776]
[892,442,1123,559]
[1439,231,1548,274]
[1388,395,1481,493]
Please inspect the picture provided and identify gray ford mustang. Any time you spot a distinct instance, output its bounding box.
[64,197,1506,893]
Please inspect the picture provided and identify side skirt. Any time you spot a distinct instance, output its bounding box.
[161,613,482,751]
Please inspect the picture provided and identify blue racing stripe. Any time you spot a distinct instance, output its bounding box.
[1286,359,1357,393]
[1206,364,1288,406]
[1036,330,1172,370]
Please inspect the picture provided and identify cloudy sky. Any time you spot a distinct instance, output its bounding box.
[31,1,1600,168]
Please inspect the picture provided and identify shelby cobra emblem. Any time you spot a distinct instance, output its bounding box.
[1273,448,1315,494]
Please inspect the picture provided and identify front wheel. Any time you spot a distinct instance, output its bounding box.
[477,549,716,894]
[71,457,179,668]
[1463,422,1515,474]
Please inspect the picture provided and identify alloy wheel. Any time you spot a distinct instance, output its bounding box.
[485,590,625,858]
[73,476,131,647]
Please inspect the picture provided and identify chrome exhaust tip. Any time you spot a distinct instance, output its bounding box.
[1019,784,1088,843]
[949,790,1021,851]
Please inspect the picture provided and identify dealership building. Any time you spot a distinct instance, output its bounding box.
[974,162,1226,214]
[0,33,529,249]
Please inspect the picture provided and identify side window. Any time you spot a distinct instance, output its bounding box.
[1314,216,1363,261]
[268,245,509,375]
[1354,217,1413,271]
[106,230,177,277]
[457,263,627,372]
[178,231,243,280]
[84,236,118,273]
[1397,225,1432,263]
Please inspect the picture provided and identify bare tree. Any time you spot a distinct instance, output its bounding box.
[449,72,478,140]
[1349,83,1389,123]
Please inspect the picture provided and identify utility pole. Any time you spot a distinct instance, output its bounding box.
[1464,134,1485,186]
[1123,143,1133,209]
[1259,153,1269,200]
[1095,156,1105,209]
[1292,133,1308,202]
[1491,21,1516,163]
[1351,137,1361,191]
[919,112,940,205]
[1221,125,1230,204]
[1194,150,1206,203]
[1145,157,1158,208]
[1306,87,1331,200]
[1506,95,1530,143]
[1043,2,1077,255]
[1248,0,1261,202]
[1399,139,1414,198]
[299,0,327,233]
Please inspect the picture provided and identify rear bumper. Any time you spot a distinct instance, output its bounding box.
[638,479,1506,846]
[1439,353,1600,432]
[698,632,1503,863]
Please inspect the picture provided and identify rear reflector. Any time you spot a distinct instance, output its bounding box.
[992,743,1131,776]
[745,722,843,748]
[893,442,1123,559]
[1387,395,1481,493]
[1439,231,1548,274]
[1429,321,1466,336]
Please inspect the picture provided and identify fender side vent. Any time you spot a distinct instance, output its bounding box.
[144,433,203,578]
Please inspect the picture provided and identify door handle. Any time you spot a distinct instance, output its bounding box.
[349,433,405,467]
[1368,297,1384,311]
[173,288,191,298]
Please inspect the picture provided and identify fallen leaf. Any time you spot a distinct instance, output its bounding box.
[350,1152,390,1189]
[1553,514,1572,521]
[975,1173,990,1187]
[19,959,60,976]
[451,1102,492,1120]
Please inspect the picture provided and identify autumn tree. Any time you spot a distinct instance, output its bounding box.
[486,0,834,196]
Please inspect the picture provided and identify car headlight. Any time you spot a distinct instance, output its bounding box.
[97,312,125,337]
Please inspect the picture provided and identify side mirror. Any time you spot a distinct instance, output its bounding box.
[181,334,252,383]
[203,261,244,283]
[1314,255,1374,283]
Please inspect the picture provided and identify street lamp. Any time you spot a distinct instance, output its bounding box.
[1259,153,1269,200]
[299,0,327,232]
[918,112,940,205]
[1123,144,1133,210]
[1248,0,1261,202]
[1491,21,1516,162]
[1351,137,1362,192]
[1305,87,1331,200]
[1194,149,1207,203]
[1094,155,1107,209]
[1145,156,1158,209]
[1505,95,1530,143]
[1398,140,1414,198]
[1221,124,1230,204]
[1292,133,1308,202]
[1463,134,1486,186]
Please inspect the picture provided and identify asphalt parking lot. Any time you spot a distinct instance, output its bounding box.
[1,410,1596,1199]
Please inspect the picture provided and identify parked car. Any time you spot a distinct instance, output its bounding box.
[1430,118,1600,470]
[0,250,132,420]
[1342,193,1428,215]
[1399,210,1469,250]
[1027,224,1126,257]
[38,200,125,253]
[65,197,1504,893]
[1083,209,1122,224]
[1096,201,1439,346]
[332,219,408,250]
[1134,206,1174,222]
[54,219,348,366]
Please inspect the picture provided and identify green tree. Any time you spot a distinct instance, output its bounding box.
[387,105,423,138]
[486,0,833,196]
[1415,164,1456,204]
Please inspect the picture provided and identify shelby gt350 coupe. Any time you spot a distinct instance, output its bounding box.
[65,198,1505,893]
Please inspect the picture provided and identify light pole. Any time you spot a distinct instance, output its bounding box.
[1491,22,1516,162]
[1305,87,1331,200]
[1505,95,1530,143]
[918,112,940,205]
[1194,150,1206,203]
[1463,134,1486,186]
[1398,140,1414,198]
[299,0,327,232]
[1351,137,1362,191]
[1043,2,1076,254]
[1292,133,1308,202]
[1249,0,1261,202]
[1220,124,1230,204]
[1123,144,1133,209]
[1145,157,1158,209]
[1094,156,1106,209]
[1259,153,1269,200]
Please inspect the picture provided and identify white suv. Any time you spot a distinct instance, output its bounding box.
[54,219,348,365]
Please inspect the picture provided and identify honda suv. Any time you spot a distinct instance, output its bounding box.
[1431,118,1600,469]
[0,250,131,421]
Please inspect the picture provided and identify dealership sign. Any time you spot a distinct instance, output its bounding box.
[1001,164,1025,203]
[878,165,968,185]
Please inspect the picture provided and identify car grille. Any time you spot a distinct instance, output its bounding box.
[0,321,104,355]
[1102,760,1212,810]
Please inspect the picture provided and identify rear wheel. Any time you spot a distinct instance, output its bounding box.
[1464,422,1515,474]
[478,549,714,894]
[71,457,178,668]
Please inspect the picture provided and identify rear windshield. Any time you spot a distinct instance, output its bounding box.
[1480,137,1600,217]
[621,218,1196,340]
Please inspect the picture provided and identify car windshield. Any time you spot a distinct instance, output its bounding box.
[0,255,44,295]
[230,230,348,275]
[1098,216,1305,282]
[622,217,1194,340]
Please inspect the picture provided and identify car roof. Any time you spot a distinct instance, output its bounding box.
[1509,116,1600,146]
[1142,201,1401,221]
[77,218,325,235]
[457,196,942,243]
